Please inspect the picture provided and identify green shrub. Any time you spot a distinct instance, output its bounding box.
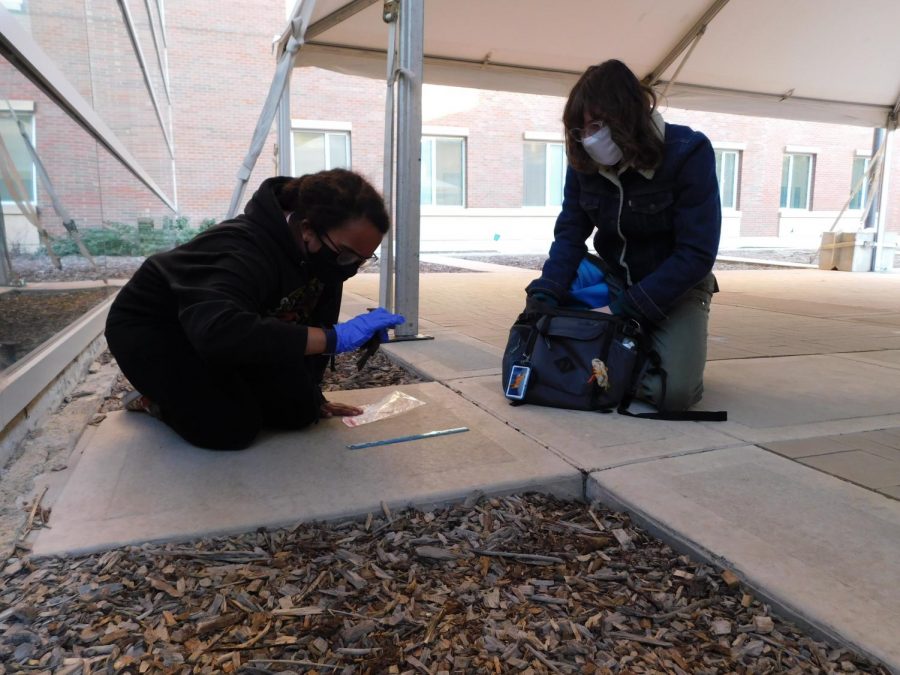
[46,221,210,257]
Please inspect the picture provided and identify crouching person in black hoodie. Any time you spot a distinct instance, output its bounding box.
[105,169,404,450]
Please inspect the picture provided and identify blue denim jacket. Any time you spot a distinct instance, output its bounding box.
[526,121,721,323]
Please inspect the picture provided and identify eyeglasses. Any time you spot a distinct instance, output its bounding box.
[319,230,378,268]
[568,119,607,143]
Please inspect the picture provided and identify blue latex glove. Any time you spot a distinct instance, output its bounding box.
[609,294,643,320]
[334,308,405,353]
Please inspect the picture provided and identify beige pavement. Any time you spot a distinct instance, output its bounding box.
[349,267,900,498]
[31,263,900,668]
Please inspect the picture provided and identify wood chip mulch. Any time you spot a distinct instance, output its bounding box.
[320,351,425,392]
[0,288,117,370]
[0,494,885,674]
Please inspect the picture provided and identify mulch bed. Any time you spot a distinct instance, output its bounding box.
[321,351,425,392]
[1,494,884,674]
[0,288,117,370]
[8,256,472,285]
[8,256,146,284]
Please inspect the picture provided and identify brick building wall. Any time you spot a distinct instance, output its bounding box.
[662,109,876,238]
[281,64,896,244]
[2,0,898,252]
[0,0,174,250]
[165,0,285,222]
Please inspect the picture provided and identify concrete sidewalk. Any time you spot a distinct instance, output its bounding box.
[31,264,900,669]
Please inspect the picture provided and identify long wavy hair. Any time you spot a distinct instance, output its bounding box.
[279,169,390,235]
[563,60,664,173]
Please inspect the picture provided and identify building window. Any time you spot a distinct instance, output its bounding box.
[849,155,870,210]
[420,136,465,206]
[780,153,814,209]
[0,110,36,205]
[523,141,565,207]
[292,129,350,176]
[1,0,25,12]
[714,148,740,210]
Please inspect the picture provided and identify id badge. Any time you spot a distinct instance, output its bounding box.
[505,364,532,401]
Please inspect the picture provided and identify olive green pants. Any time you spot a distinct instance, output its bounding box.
[636,274,717,411]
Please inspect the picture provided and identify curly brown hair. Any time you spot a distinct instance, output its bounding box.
[278,169,390,235]
[563,60,664,173]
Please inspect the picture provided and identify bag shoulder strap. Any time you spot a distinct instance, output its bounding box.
[619,407,728,422]
[617,348,728,422]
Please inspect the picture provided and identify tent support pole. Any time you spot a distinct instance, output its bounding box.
[872,129,894,272]
[865,128,885,232]
[392,0,425,339]
[0,202,12,286]
[379,1,399,312]
[643,0,731,86]
[226,0,316,219]
[277,79,292,176]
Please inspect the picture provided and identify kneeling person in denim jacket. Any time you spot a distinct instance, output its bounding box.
[526,59,721,412]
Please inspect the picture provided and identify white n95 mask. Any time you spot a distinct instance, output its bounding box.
[582,126,623,166]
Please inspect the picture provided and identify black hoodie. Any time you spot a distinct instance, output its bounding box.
[107,177,341,372]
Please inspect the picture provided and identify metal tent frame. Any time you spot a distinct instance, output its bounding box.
[0,4,176,211]
[228,0,900,337]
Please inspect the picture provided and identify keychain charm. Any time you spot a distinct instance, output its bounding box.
[505,363,532,400]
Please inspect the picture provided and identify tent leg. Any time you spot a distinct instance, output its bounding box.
[379,3,398,312]
[393,0,424,338]
[226,0,317,219]
[872,129,894,272]
[865,128,885,232]
[277,79,292,176]
[0,203,13,286]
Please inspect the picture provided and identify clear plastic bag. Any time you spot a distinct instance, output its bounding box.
[342,390,426,427]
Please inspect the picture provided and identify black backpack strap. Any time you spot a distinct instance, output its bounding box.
[618,350,728,422]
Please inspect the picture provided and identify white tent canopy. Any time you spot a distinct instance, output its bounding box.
[290,0,900,128]
[240,0,899,336]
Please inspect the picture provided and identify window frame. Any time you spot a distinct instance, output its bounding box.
[522,138,566,208]
[780,152,815,210]
[420,134,467,208]
[849,154,870,211]
[0,0,25,13]
[289,120,352,176]
[712,146,741,211]
[0,105,37,207]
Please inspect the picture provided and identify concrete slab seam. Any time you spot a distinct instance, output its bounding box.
[711,413,900,446]
[585,480,892,671]
[584,444,745,475]
[439,380,587,475]
[764,447,900,499]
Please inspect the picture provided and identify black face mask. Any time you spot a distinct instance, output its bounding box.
[303,239,360,283]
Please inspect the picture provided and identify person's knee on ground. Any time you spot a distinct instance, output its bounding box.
[163,407,262,451]
[106,321,264,450]
[238,360,322,431]
[638,371,704,412]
